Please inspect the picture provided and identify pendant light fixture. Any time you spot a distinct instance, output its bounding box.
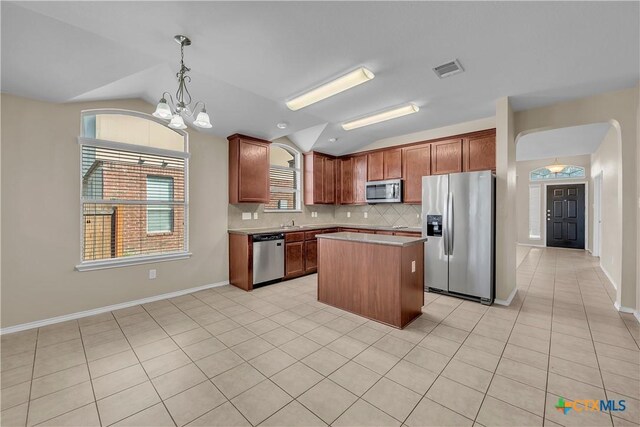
[153,35,212,129]
[546,158,567,174]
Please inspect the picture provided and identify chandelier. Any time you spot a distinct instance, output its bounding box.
[153,35,212,130]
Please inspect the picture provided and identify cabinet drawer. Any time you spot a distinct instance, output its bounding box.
[305,228,339,240]
[285,232,305,242]
[393,231,421,237]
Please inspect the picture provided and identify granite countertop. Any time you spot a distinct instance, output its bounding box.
[228,223,422,235]
[317,232,427,247]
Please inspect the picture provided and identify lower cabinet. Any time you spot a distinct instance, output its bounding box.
[285,241,305,279]
[304,240,318,273]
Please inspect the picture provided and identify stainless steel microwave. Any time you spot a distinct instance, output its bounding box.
[365,179,402,203]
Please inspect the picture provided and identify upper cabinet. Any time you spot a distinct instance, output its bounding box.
[383,149,402,179]
[367,151,384,181]
[431,138,463,175]
[228,134,270,204]
[402,144,431,204]
[338,157,354,205]
[353,155,368,204]
[463,130,497,172]
[367,149,402,181]
[304,152,336,205]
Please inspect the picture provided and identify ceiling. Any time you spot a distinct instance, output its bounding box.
[516,122,612,161]
[2,2,638,155]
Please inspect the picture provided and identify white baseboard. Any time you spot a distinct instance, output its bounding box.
[494,286,518,306]
[0,280,230,335]
[614,301,635,314]
[600,263,618,290]
[634,311,640,324]
[517,243,546,248]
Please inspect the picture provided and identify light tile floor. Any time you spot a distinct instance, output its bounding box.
[1,248,639,426]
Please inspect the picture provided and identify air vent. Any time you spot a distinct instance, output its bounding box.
[433,59,464,79]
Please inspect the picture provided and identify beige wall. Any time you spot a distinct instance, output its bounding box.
[495,97,517,302]
[514,85,638,310]
[1,94,229,328]
[516,155,592,248]
[591,127,621,288]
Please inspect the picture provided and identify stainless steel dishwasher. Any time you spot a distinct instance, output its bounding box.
[252,233,285,285]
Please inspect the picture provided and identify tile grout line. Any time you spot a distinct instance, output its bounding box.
[77,320,104,427]
[111,308,179,427]
[574,262,615,425]
[23,328,39,426]
[469,248,542,425]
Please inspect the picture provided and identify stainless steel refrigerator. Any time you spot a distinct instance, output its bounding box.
[421,171,495,304]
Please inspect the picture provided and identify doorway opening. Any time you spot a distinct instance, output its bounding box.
[546,183,585,249]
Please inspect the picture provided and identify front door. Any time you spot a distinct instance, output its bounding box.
[546,184,585,249]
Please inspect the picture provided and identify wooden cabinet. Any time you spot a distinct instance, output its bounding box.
[304,240,318,273]
[402,144,431,204]
[383,149,402,179]
[228,134,271,204]
[353,155,368,204]
[285,241,305,279]
[304,152,336,205]
[323,158,336,204]
[367,151,384,181]
[338,158,354,204]
[368,149,401,181]
[463,130,496,172]
[431,138,463,175]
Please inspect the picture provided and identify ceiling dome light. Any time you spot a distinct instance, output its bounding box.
[193,110,212,129]
[328,137,338,143]
[168,114,187,130]
[277,122,288,129]
[546,158,567,173]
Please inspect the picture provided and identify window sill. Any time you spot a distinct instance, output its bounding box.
[75,252,192,272]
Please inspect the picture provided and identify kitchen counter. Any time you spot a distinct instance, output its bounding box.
[317,232,427,247]
[228,223,422,235]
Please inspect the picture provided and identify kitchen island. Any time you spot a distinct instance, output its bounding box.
[317,232,426,329]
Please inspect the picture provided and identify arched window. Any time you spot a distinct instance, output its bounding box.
[266,144,302,211]
[530,165,586,181]
[77,110,189,270]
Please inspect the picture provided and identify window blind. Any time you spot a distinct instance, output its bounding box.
[266,165,301,211]
[528,184,541,239]
[81,144,186,261]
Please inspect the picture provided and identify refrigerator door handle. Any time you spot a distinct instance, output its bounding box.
[448,191,454,254]
[443,191,449,256]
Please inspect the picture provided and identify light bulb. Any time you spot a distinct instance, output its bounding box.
[193,111,212,129]
[168,114,187,130]
[152,99,172,120]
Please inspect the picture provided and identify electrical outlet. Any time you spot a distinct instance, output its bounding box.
[411,261,416,273]
[253,212,258,219]
[242,212,251,220]
[347,212,351,218]
[312,212,317,218]
[364,212,368,219]
[149,269,157,280]
[417,213,420,218]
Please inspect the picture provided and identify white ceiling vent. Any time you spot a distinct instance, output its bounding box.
[433,59,464,79]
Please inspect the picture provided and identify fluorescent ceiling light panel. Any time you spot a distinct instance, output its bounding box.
[342,104,419,131]
[286,67,375,111]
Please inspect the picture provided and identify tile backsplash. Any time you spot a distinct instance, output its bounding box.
[334,204,422,227]
[228,203,422,229]
[228,203,335,229]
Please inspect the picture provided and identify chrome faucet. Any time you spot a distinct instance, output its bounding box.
[288,219,295,227]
